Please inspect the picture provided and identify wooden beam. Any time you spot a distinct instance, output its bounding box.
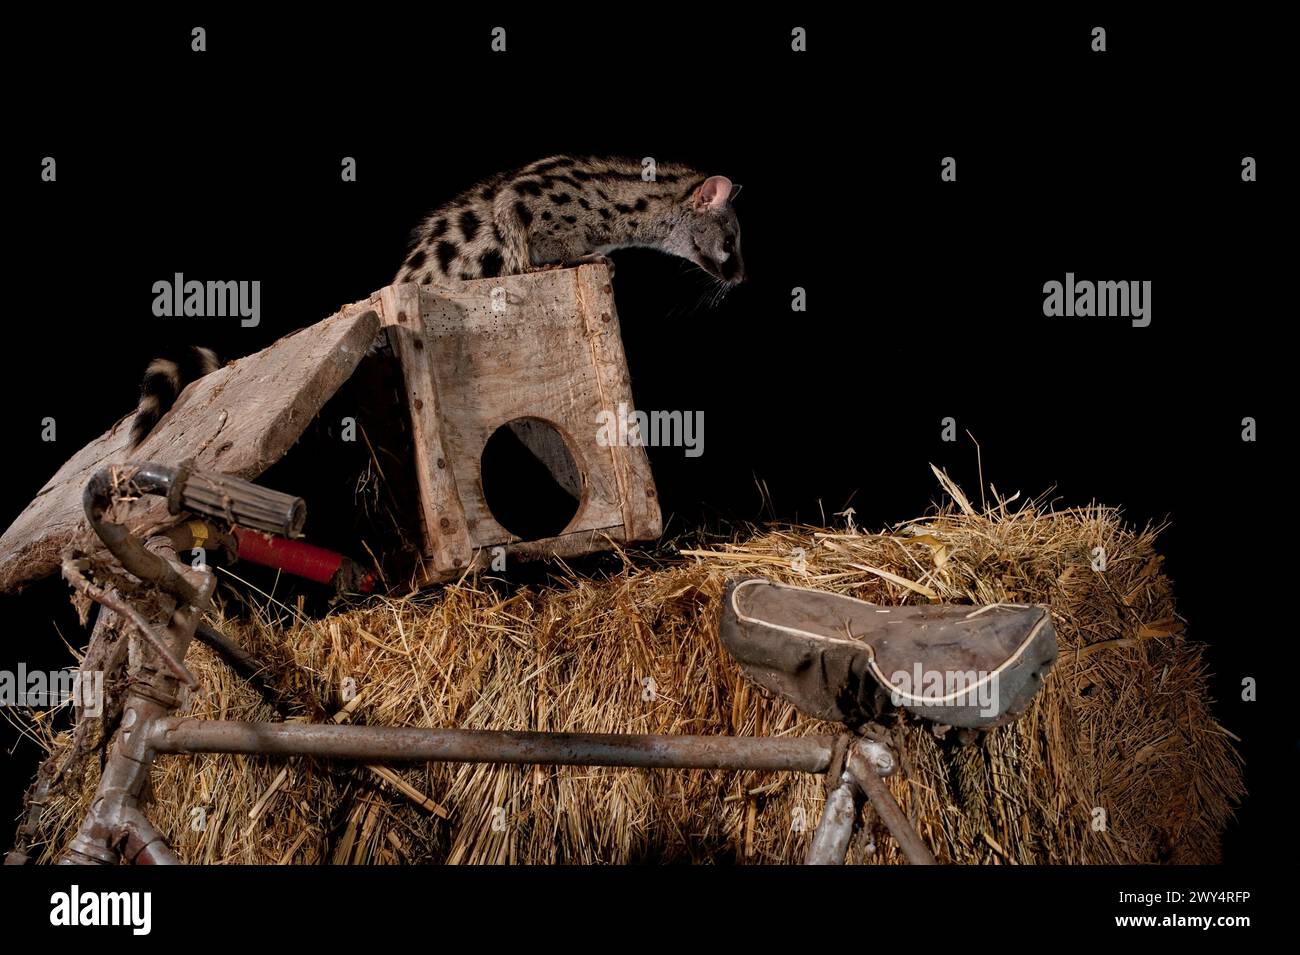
[376,284,473,575]
[0,305,380,594]
[574,265,662,541]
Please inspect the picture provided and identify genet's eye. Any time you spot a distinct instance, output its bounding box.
[722,237,734,253]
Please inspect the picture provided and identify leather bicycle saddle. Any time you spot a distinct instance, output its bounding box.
[720,577,1058,730]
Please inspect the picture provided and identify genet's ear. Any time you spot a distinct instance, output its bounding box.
[693,175,734,212]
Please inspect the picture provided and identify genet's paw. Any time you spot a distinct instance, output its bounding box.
[568,253,615,278]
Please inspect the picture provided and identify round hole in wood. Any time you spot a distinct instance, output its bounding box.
[480,417,583,540]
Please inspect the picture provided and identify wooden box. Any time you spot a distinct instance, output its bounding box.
[0,264,661,593]
[374,265,661,581]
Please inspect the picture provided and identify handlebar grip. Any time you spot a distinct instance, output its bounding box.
[175,467,306,538]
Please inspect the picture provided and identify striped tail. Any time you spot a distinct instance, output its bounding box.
[129,346,221,447]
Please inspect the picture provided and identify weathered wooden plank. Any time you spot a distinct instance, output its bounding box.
[0,305,380,593]
[574,265,663,542]
[376,284,473,574]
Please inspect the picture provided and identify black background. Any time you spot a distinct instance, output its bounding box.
[0,9,1287,887]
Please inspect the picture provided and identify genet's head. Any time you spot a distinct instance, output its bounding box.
[669,175,744,285]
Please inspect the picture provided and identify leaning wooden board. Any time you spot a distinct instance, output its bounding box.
[0,304,380,593]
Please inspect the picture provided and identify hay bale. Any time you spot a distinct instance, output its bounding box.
[27,482,1242,864]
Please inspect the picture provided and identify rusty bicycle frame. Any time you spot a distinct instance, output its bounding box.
[6,461,934,867]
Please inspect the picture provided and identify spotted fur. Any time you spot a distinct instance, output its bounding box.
[397,155,745,286]
[129,158,743,447]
